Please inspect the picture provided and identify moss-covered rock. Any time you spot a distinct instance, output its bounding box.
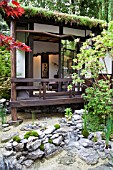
[24,131,39,139]
[82,129,89,138]
[13,136,21,143]
[54,124,60,130]
[39,143,44,151]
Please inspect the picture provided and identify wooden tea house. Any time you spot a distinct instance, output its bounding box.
[4,6,108,120]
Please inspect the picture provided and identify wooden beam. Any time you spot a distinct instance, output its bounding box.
[16,30,75,39]
[10,96,84,108]
[10,20,17,121]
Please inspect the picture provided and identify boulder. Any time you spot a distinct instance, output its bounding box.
[44,143,57,155]
[27,149,44,160]
[27,139,41,151]
[78,148,99,165]
[52,136,63,145]
[44,126,55,135]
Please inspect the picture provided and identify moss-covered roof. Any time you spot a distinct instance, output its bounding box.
[22,6,107,30]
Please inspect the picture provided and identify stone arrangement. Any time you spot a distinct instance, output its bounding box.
[0,109,113,170]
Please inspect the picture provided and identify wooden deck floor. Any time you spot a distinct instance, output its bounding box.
[10,95,84,108]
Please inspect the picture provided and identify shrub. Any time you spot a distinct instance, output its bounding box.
[54,124,60,129]
[64,108,73,120]
[0,47,11,100]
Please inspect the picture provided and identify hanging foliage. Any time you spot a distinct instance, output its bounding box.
[0,0,24,18]
[0,34,31,51]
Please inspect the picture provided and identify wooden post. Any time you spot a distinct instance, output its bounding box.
[28,34,33,96]
[10,20,17,121]
[58,26,63,92]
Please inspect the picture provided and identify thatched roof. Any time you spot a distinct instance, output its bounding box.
[22,6,107,30]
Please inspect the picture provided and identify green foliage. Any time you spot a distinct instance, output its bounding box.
[0,47,11,100]
[64,108,73,120]
[82,129,89,138]
[54,124,60,129]
[0,104,6,124]
[13,136,21,143]
[39,143,44,151]
[92,133,98,142]
[83,80,113,122]
[105,116,112,148]
[24,131,39,139]
[48,138,53,144]
[92,136,98,142]
[72,22,113,137]
[82,110,89,138]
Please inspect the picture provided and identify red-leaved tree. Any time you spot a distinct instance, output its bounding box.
[0,0,31,52]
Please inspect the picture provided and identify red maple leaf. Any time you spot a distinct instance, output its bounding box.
[0,0,24,18]
[0,34,31,52]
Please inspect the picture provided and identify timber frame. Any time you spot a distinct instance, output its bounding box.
[4,6,107,121]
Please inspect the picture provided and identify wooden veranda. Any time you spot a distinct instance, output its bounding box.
[10,78,84,108]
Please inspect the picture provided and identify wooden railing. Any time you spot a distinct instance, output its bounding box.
[11,78,83,100]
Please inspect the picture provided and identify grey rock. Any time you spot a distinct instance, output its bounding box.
[51,133,59,139]
[96,131,103,141]
[76,123,83,129]
[5,143,12,151]
[27,139,41,151]
[59,118,67,123]
[12,141,18,147]
[3,151,14,158]
[28,136,38,142]
[22,159,34,167]
[88,133,94,140]
[2,127,11,132]
[64,139,70,145]
[1,132,19,143]
[21,138,28,144]
[18,156,26,164]
[0,98,6,103]
[43,137,49,143]
[2,124,9,128]
[74,109,84,115]
[72,115,81,121]
[27,149,44,160]
[52,136,63,145]
[15,143,24,152]
[78,148,99,165]
[97,151,107,159]
[88,163,112,170]
[79,138,93,148]
[15,163,23,170]
[68,141,81,150]
[35,129,43,136]
[16,152,22,159]
[44,143,57,155]
[44,126,55,134]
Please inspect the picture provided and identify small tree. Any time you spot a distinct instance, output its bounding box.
[72,22,113,126]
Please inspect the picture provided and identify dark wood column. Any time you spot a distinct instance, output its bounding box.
[58,26,63,91]
[58,26,63,78]
[28,34,33,78]
[10,20,17,121]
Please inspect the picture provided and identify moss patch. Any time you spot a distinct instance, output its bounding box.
[24,131,39,139]
[22,6,107,29]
